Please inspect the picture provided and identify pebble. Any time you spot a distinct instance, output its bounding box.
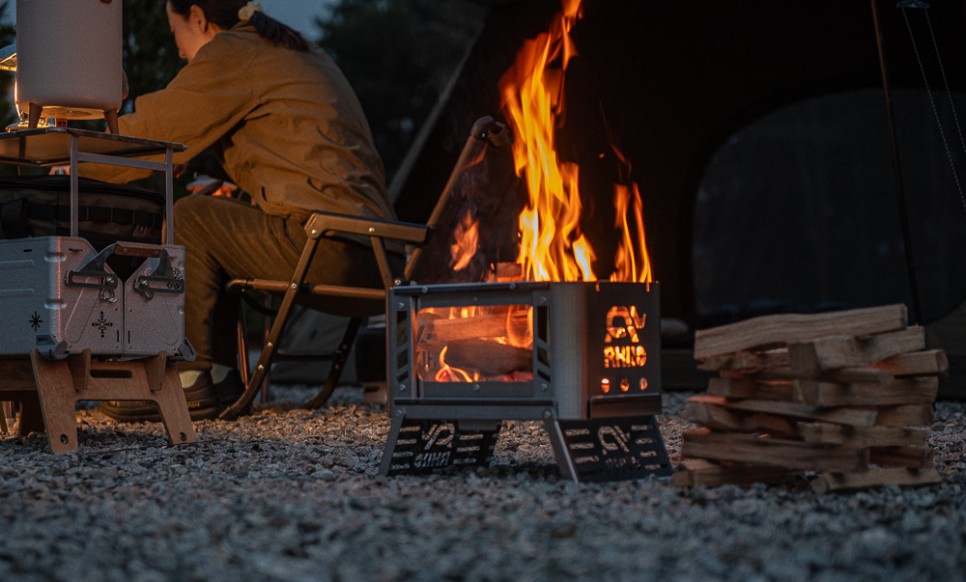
[0,388,962,580]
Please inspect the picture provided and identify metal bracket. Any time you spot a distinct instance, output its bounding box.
[133,249,184,299]
[65,243,119,294]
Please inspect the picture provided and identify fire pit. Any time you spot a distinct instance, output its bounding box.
[380,280,671,482]
[379,0,670,482]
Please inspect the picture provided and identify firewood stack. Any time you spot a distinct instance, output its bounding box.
[674,304,948,492]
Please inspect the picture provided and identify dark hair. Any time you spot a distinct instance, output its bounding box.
[167,0,310,52]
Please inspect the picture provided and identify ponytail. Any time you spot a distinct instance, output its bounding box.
[248,9,310,53]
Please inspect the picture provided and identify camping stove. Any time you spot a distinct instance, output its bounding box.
[380,280,672,482]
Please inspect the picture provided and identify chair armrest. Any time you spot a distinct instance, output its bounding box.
[304,212,428,245]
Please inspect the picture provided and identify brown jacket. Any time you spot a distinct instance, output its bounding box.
[82,24,394,224]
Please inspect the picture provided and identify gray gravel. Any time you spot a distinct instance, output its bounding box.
[1,388,963,581]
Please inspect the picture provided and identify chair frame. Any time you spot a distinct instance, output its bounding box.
[218,213,427,420]
[217,116,511,420]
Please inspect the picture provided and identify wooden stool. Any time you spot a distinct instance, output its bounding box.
[0,350,195,453]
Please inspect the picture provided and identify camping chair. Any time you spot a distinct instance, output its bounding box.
[218,116,514,420]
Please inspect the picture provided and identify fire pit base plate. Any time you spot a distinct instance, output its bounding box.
[380,412,671,482]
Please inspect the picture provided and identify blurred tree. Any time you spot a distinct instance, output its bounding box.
[315,0,486,181]
[121,0,184,112]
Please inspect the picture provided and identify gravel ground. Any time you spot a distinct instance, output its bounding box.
[0,388,963,582]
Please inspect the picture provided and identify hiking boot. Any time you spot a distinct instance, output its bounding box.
[98,369,245,422]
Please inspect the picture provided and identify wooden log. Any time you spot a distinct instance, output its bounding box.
[870,446,935,468]
[741,413,802,436]
[696,353,736,372]
[795,377,938,407]
[707,377,798,401]
[672,458,800,488]
[875,349,950,377]
[682,399,801,436]
[440,340,531,377]
[682,429,870,472]
[419,308,528,342]
[707,396,878,427]
[739,366,894,385]
[812,466,942,493]
[875,404,934,427]
[681,400,746,430]
[788,327,925,373]
[693,304,908,359]
[697,348,790,372]
[797,422,928,448]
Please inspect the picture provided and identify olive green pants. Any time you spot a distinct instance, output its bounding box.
[173,195,385,371]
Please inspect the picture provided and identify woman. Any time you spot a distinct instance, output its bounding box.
[84,0,395,421]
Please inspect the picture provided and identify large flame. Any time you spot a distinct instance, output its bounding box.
[610,146,653,283]
[499,0,652,283]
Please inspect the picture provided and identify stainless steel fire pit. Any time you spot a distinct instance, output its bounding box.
[380,280,671,482]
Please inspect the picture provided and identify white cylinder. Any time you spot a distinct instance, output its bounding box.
[16,0,123,120]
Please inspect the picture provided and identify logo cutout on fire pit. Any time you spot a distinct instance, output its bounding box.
[558,417,672,482]
[384,420,499,474]
[603,305,647,369]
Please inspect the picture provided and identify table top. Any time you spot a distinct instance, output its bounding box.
[0,127,186,166]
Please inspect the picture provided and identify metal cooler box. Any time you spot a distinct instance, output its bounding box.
[0,128,189,359]
[0,237,190,358]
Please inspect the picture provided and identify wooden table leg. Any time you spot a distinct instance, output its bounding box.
[31,356,82,452]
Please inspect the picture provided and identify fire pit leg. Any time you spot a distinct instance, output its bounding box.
[544,415,673,483]
[544,415,579,481]
[380,412,500,476]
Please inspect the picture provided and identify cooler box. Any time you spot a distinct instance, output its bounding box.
[0,237,192,359]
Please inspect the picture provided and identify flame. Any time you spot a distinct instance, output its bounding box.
[610,146,652,283]
[450,209,480,271]
[434,346,476,382]
[499,0,652,283]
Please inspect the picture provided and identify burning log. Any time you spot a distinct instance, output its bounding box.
[414,305,533,381]
[676,304,947,492]
[418,308,530,343]
[437,339,531,378]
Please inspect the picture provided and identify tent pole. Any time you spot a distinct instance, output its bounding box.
[871,0,924,325]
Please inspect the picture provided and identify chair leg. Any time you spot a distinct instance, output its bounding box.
[236,316,250,389]
[220,302,291,420]
[303,317,364,409]
[220,223,325,420]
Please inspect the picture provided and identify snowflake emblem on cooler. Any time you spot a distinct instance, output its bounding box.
[29,311,43,332]
[92,311,114,338]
